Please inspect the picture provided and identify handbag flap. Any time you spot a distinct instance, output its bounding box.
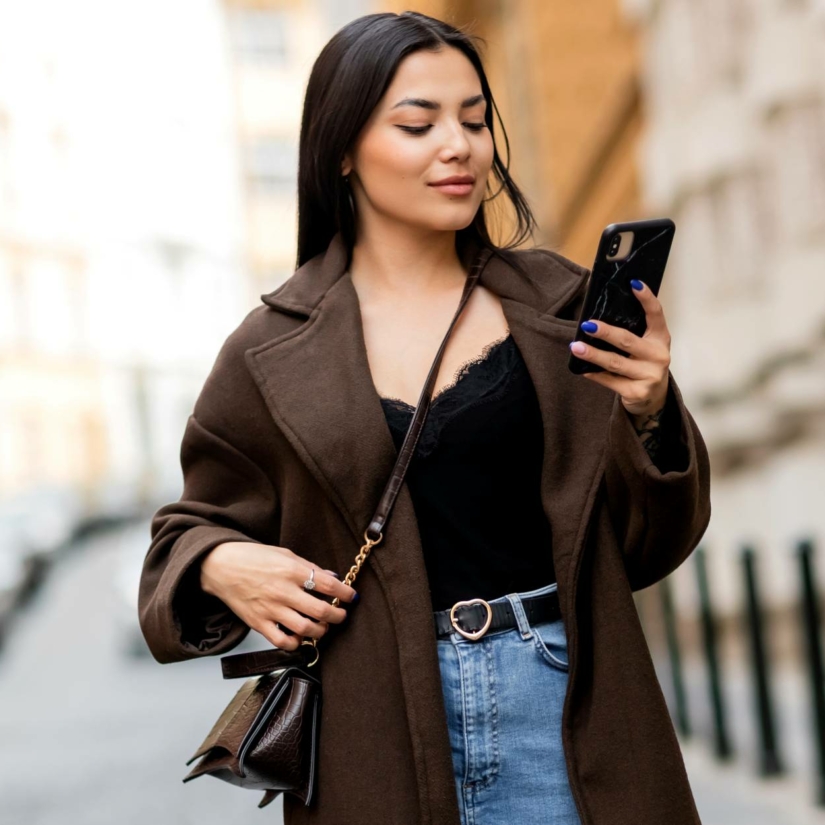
[185,670,289,764]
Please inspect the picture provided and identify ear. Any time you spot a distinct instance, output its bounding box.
[341,154,352,177]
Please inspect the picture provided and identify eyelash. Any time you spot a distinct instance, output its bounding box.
[398,123,488,135]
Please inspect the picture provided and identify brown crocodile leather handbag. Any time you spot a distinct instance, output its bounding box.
[181,252,488,810]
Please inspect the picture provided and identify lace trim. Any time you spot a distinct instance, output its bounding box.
[378,329,512,410]
[379,330,520,458]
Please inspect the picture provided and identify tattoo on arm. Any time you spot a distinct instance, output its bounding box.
[632,406,666,463]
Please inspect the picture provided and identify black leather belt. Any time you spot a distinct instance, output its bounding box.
[434,590,562,641]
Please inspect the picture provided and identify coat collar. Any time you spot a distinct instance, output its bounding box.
[245,230,611,616]
[258,230,585,320]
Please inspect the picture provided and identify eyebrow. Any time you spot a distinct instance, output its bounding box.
[390,93,486,111]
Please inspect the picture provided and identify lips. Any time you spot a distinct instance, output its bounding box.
[429,175,475,186]
[428,175,476,196]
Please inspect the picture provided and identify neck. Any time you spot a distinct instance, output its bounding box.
[348,223,467,302]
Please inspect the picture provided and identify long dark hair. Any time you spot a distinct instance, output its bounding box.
[296,10,538,272]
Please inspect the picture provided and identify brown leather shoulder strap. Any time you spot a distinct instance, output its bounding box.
[218,247,494,668]
[365,248,491,540]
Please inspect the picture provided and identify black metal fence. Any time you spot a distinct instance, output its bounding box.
[653,539,825,806]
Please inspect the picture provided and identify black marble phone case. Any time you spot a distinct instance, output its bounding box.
[568,218,675,375]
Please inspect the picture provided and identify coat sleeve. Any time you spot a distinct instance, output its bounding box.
[602,368,712,592]
[138,329,279,664]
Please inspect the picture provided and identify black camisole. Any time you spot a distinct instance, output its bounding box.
[378,332,556,613]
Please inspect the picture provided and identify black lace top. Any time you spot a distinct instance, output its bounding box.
[379,327,687,613]
[379,331,557,612]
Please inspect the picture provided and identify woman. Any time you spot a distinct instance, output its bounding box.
[139,11,711,825]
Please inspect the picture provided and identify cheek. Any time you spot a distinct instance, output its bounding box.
[358,129,429,188]
[477,132,495,172]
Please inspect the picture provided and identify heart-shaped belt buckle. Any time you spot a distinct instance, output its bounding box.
[449,598,493,641]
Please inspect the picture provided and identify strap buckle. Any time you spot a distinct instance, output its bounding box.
[449,598,493,641]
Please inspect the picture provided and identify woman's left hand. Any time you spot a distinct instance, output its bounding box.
[568,279,671,421]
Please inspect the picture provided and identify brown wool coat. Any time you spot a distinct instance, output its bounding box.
[139,230,712,825]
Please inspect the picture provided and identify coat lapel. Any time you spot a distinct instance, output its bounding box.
[503,300,616,619]
[244,233,399,545]
[473,249,617,613]
[245,231,616,614]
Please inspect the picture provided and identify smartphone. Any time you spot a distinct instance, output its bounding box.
[567,217,675,375]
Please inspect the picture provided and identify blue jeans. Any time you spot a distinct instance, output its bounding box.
[436,580,582,825]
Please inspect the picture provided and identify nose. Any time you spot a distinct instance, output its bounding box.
[437,119,472,162]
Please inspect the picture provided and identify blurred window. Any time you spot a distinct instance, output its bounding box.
[0,113,9,208]
[708,169,772,300]
[768,99,825,242]
[686,0,754,87]
[25,257,81,356]
[0,253,21,348]
[229,9,288,66]
[677,190,717,302]
[244,136,297,194]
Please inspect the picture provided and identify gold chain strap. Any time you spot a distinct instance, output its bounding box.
[300,528,384,667]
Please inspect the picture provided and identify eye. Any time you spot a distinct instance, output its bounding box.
[397,125,432,135]
[396,123,488,136]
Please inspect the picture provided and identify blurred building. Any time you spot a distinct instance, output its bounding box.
[0,34,100,504]
[0,0,378,553]
[220,0,359,298]
[0,1,254,533]
[623,0,825,622]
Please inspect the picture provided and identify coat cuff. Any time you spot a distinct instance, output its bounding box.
[603,364,713,592]
[154,525,258,658]
[622,379,689,475]
[608,369,692,486]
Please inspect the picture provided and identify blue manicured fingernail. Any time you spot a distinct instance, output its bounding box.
[580,321,598,333]
[630,279,643,291]
[351,591,360,604]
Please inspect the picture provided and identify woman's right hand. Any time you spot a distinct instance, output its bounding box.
[199,541,358,651]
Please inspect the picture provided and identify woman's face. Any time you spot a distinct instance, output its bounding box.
[342,46,494,235]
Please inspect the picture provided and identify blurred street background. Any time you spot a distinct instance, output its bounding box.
[1,0,824,822]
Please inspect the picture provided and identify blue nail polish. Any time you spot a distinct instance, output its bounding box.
[630,279,643,291]
[580,321,598,333]
[351,591,360,604]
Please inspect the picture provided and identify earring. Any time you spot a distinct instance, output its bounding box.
[344,175,355,213]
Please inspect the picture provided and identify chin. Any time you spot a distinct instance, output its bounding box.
[409,208,480,233]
